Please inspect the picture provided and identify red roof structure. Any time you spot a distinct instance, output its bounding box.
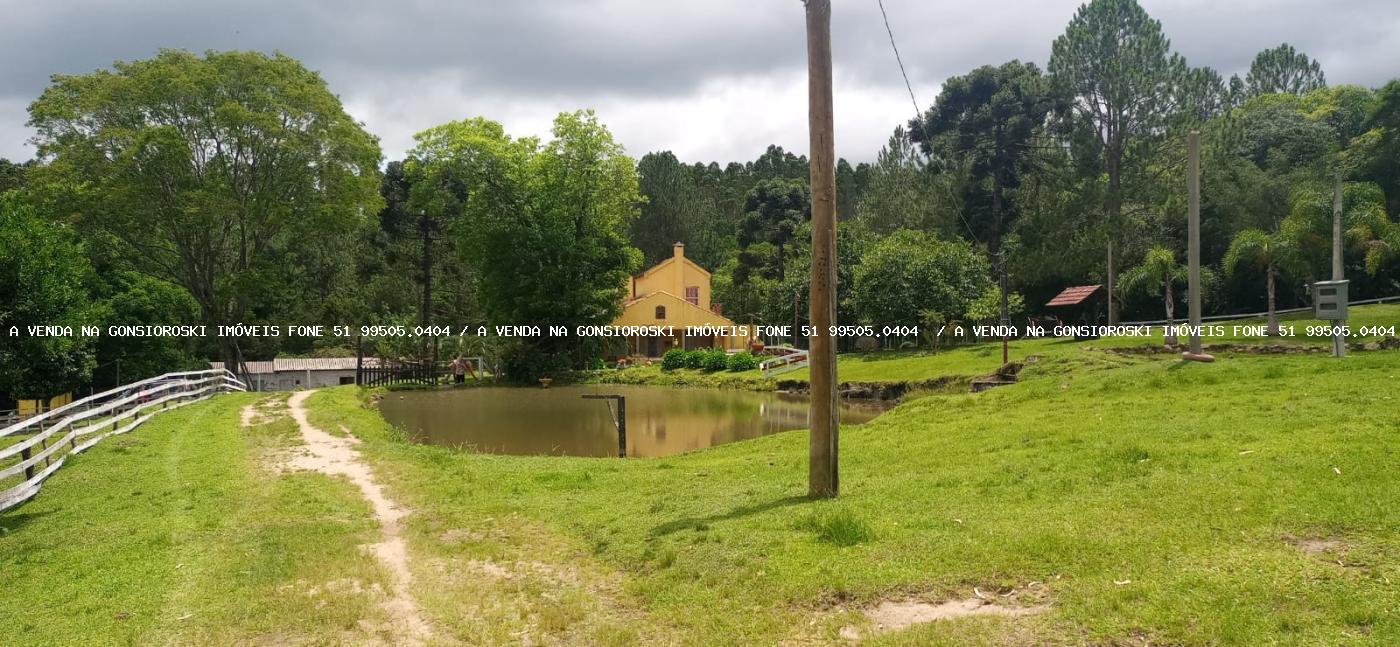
[1046,284,1102,307]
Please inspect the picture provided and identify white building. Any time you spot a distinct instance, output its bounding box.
[210,357,375,391]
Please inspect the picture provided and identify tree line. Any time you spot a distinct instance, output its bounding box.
[2,0,1398,400]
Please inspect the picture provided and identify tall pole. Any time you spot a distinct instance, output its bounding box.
[999,249,1009,365]
[805,0,838,498]
[1331,172,1346,358]
[1187,130,1203,355]
[1332,172,1344,281]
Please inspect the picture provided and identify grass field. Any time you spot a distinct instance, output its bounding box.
[2,306,1397,645]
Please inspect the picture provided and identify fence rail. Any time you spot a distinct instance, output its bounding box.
[0,369,246,513]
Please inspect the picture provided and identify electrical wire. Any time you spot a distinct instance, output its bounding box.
[875,0,982,244]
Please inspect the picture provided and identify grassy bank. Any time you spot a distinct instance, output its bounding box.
[314,345,1399,645]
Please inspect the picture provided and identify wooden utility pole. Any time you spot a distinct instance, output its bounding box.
[1187,131,1203,355]
[805,0,838,498]
[1331,172,1347,358]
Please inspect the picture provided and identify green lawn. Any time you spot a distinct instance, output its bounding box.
[311,346,1399,645]
[0,393,399,645]
[3,334,1398,645]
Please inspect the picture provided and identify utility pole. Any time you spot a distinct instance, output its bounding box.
[999,249,1009,365]
[1187,131,1203,356]
[1106,241,1115,325]
[805,0,838,498]
[419,209,433,361]
[1331,172,1347,358]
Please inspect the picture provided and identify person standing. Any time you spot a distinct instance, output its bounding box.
[451,356,466,384]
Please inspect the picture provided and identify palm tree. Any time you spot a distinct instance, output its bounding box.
[1224,229,1303,335]
[1119,246,1188,346]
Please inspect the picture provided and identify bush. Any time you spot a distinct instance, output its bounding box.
[701,349,729,372]
[726,351,759,372]
[661,348,688,371]
[683,349,706,369]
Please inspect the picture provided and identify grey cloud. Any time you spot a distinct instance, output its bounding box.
[2,0,1399,164]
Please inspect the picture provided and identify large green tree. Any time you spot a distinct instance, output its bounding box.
[0,194,97,399]
[1049,0,1196,323]
[735,178,810,284]
[851,229,990,329]
[912,60,1058,260]
[406,111,642,380]
[1244,43,1327,97]
[27,49,383,369]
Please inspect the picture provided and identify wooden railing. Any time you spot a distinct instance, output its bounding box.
[760,346,810,377]
[0,369,246,513]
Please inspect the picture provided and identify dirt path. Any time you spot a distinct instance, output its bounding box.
[284,391,430,643]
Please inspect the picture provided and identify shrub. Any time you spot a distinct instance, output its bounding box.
[701,349,729,372]
[683,349,706,369]
[661,348,688,371]
[726,351,759,372]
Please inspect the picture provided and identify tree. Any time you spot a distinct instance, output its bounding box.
[858,126,952,236]
[851,229,991,329]
[1224,228,1304,335]
[27,49,383,370]
[407,111,642,380]
[1363,80,1400,216]
[912,60,1058,260]
[0,194,96,399]
[1118,246,1187,344]
[1245,44,1326,97]
[91,272,203,387]
[1049,0,1190,323]
[736,178,810,283]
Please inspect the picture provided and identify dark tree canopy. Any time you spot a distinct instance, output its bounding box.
[1245,43,1327,97]
[736,178,811,284]
[912,60,1058,256]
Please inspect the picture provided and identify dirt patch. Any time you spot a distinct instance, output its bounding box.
[284,390,431,644]
[1294,538,1344,556]
[241,397,288,428]
[839,594,1048,641]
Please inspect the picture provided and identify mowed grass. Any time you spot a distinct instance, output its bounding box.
[0,393,397,646]
[2,333,1397,645]
[309,346,1400,645]
[779,303,1400,383]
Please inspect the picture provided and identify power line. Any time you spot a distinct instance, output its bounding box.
[875,0,981,244]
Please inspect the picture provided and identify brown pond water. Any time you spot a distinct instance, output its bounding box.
[377,384,884,458]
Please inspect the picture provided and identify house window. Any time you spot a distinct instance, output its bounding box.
[685,286,699,305]
[655,305,666,319]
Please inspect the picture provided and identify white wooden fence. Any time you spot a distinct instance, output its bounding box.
[0,369,246,512]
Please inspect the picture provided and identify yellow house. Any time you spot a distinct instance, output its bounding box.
[613,243,751,357]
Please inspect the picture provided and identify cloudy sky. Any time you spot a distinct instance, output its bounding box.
[3,1,1398,165]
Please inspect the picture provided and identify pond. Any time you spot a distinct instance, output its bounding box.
[377,384,885,458]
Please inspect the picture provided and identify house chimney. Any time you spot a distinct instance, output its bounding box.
[673,242,684,258]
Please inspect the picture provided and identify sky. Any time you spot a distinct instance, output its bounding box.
[2,0,1399,165]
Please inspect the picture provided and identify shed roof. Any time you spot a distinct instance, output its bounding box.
[1046,284,1103,307]
[210,357,375,374]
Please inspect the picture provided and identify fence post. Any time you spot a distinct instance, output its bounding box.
[21,446,33,480]
[616,397,627,458]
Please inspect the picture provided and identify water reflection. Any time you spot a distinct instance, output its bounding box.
[378,384,884,458]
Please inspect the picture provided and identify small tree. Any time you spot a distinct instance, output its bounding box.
[1119,246,1187,345]
[1224,229,1303,335]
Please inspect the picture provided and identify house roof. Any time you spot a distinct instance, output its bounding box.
[1046,285,1103,307]
[620,291,739,328]
[633,254,711,280]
